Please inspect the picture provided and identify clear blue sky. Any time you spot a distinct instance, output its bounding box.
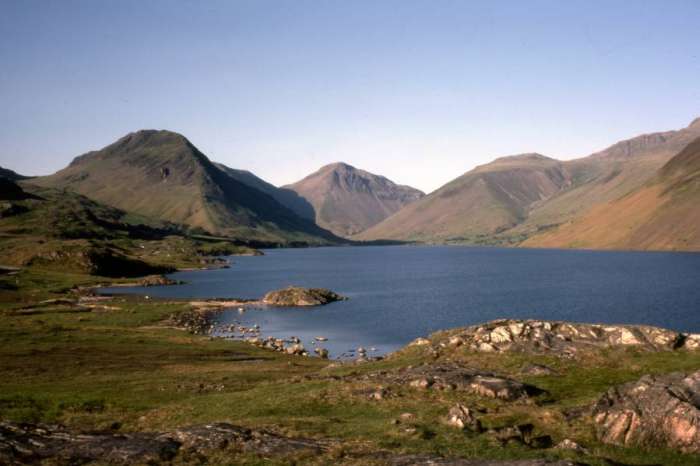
[1,0,699,192]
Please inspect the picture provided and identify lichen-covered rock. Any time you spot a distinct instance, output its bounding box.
[592,370,700,453]
[262,286,346,307]
[364,363,543,401]
[0,421,327,464]
[0,421,180,464]
[165,423,325,456]
[430,319,695,356]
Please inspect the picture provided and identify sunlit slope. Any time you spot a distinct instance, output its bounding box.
[359,118,700,247]
[523,136,700,251]
[356,154,571,242]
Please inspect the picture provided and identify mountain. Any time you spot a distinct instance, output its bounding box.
[508,117,700,240]
[31,130,340,245]
[283,162,424,237]
[359,118,700,247]
[213,163,316,220]
[0,166,28,181]
[356,154,571,242]
[522,136,700,251]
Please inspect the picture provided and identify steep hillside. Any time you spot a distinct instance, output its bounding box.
[32,130,339,245]
[356,154,571,242]
[523,136,700,251]
[214,163,315,220]
[284,162,424,237]
[506,117,700,241]
[360,118,700,246]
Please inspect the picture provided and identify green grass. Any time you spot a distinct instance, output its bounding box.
[1,269,699,464]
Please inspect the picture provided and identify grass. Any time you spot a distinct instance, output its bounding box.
[1,269,699,465]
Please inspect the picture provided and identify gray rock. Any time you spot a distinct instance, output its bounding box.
[0,422,180,464]
[394,364,543,401]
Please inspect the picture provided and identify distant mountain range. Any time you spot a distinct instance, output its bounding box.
[6,117,700,251]
[31,130,340,246]
[358,117,700,251]
[283,162,424,237]
[522,133,700,251]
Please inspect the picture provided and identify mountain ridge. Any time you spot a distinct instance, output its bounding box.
[358,117,700,248]
[31,130,341,245]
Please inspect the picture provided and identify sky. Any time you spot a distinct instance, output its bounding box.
[1,0,699,193]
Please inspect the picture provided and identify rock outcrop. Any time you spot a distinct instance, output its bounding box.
[0,421,181,464]
[0,422,326,464]
[139,274,183,287]
[363,364,544,401]
[262,286,346,306]
[592,370,700,453]
[0,421,578,465]
[426,319,698,357]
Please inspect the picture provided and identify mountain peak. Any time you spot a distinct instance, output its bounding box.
[492,153,552,163]
[320,162,356,172]
[114,129,191,149]
[689,117,700,129]
[285,163,424,237]
[69,129,197,168]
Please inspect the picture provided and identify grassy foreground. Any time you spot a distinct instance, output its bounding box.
[1,269,699,465]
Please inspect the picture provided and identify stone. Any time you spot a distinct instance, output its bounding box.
[369,364,543,401]
[262,287,346,306]
[409,377,433,389]
[553,438,587,454]
[165,423,324,456]
[409,337,431,346]
[446,404,481,431]
[521,363,555,376]
[139,274,182,287]
[0,421,180,464]
[448,336,464,347]
[592,370,700,453]
[684,334,700,350]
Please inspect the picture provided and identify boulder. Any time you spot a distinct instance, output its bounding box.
[446,404,482,431]
[592,370,700,453]
[262,286,346,307]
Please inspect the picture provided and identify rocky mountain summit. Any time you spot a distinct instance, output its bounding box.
[285,162,424,237]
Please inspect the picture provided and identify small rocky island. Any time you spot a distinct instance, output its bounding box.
[261,286,347,306]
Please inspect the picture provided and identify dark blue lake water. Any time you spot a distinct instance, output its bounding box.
[103,246,700,358]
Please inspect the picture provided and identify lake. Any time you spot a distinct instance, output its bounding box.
[102,245,700,358]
